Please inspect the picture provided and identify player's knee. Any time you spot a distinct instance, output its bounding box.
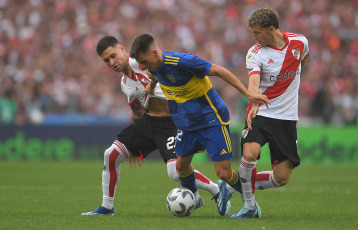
[216,169,232,182]
[104,147,112,159]
[274,174,290,186]
[242,152,258,162]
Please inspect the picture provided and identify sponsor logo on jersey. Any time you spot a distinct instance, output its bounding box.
[291,48,301,60]
[246,54,253,60]
[166,89,189,96]
[167,74,176,83]
[247,67,253,72]
[241,128,249,138]
[269,68,300,82]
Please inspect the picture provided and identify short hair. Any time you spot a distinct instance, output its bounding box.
[248,8,279,29]
[130,34,155,59]
[96,36,119,55]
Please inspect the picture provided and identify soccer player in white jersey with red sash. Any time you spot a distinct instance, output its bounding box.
[82,36,221,215]
[218,8,309,218]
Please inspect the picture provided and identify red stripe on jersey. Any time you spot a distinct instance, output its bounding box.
[128,98,138,106]
[195,172,210,184]
[261,40,304,101]
[108,148,120,197]
[249,71,261,77]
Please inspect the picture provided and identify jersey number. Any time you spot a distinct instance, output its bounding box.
[166,137,175,150]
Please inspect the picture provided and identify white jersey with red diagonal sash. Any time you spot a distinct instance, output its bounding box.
[246,31,309,120]
[121,57,166,110]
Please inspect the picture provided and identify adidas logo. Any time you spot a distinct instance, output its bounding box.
[267,59,274,64]
[220,149,227,155]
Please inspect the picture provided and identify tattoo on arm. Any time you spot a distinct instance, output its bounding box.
[130,101,144,123]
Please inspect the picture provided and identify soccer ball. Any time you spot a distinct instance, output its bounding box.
[166,187,196,217]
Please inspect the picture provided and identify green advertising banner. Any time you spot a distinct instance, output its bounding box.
[226,125,358,166]
[1,125,357,165]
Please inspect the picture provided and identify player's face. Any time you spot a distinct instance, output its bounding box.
[250,25,274,47]
[100,44,127,72]
[135,49,161,72]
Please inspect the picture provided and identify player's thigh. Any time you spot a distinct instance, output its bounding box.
[174,129,205,158]
[266,119,300,168]
[117,122,157,158]
[201,125,233,162]
[152,118,178,163]
[240,117,267,160]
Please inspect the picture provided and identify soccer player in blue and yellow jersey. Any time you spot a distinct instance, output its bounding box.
[130,34,270,216]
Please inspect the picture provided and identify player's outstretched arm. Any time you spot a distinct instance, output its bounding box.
[208,64,270,107]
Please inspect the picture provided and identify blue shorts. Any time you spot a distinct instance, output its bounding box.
[174,125,233,162]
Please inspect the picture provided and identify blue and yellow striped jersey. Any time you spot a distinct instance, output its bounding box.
[150,51,230,131]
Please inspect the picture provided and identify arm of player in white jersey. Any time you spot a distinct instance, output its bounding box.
[301,53,309,68]
[145,70,158,95]
[208,64,270,107]
[247,74,261,129]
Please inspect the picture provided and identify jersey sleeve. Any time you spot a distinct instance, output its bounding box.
[180,53,212,79]
[301,35,309,60]
[246,48,262,77]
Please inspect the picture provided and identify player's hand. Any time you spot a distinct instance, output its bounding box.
[247,103,259,130]
[127,156,145,168]
[247,92,270,108]
[146,69,155,80]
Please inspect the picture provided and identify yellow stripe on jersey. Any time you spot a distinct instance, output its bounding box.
[204,93,231,125]
[159,76,212,103]
[165,56,180,60]
[164,62,178,65]
[221,125,232,152]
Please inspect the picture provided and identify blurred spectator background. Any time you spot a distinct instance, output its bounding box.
[0,0,357,126]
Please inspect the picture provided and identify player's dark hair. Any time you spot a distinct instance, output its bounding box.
[130,34,155,59]
[248,8,279,29]
[96,36,119,56]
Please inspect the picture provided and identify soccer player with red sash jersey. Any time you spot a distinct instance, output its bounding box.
[81,36,222,215]
[219,8,310,218]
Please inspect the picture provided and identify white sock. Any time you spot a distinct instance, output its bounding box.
[166,159,219,197]
[239,158,257,210]
[256,171,280,190]
[101,140,129,209]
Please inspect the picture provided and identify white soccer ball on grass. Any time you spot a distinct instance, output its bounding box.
[166,187,196,217]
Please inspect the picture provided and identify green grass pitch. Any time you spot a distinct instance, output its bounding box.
[0,161,357,230]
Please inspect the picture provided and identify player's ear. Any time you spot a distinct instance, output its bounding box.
[153,49,159,56]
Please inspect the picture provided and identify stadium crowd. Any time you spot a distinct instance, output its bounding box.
[0,0,357,125]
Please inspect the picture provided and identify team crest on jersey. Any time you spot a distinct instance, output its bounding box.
[246,54,253,60]
[241,128,249,138]
[291,48,301,60]
[167,74,176,83]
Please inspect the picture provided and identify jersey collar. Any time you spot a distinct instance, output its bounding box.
[267,31,289,51]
